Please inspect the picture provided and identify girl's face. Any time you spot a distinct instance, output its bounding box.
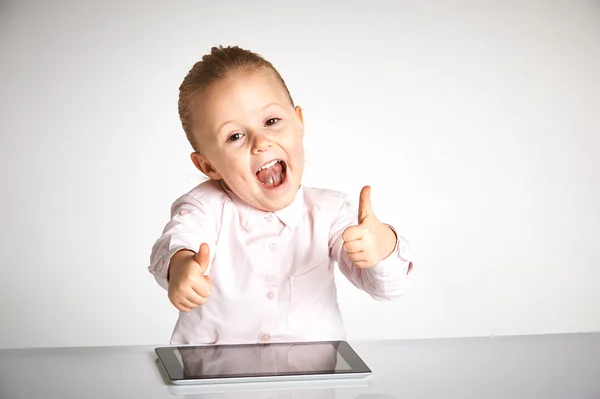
[190,69,305,212]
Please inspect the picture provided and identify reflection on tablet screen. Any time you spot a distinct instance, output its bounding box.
[176,342,350,379]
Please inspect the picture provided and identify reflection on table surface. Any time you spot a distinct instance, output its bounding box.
[1,333,599,399]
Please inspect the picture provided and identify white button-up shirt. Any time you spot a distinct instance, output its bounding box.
[149,180,413,345]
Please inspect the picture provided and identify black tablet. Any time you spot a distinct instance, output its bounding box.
[155,340,371,385]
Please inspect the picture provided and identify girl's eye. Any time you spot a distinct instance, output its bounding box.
[265,118,280,126]
[228,133,244,142]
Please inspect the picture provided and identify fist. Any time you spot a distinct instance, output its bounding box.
[167,243,212,312]
[342,186,396,268]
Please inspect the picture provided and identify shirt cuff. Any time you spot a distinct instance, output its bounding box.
[150,244,196,281]
[367,224,413,278]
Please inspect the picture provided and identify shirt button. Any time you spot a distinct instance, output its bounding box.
[266,291,274,300]
[179,209,189,216]
[265,213,273,222]
[260,334,271,342]
[269,243,277,252]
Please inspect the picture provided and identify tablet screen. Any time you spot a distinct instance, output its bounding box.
[156,341,370,381]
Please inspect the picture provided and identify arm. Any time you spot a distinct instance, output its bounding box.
[329,188,414,301]
[148,194,218,291]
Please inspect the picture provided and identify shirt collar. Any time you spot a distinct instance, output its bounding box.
[219,180,305,231]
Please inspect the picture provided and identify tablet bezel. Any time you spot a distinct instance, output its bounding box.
[155,340,371,385]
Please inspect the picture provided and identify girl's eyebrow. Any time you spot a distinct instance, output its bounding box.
[215,120,234,138]
[262,102,283,110]
[216,102,284,135]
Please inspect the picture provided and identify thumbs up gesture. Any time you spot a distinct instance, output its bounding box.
[167,243,213,312]
[341,186,397,268]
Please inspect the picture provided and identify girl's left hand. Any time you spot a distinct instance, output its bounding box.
[341,186,397,268]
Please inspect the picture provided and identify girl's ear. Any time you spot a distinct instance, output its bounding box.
[190,152,222,180]
[294,106,304,134]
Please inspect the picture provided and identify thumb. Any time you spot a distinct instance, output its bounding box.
[194,243,210,274]
[358,185,374,224]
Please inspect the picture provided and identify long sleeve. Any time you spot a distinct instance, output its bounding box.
[148,193,219,290]
[328,194,414,301]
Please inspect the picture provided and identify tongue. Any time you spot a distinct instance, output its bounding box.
[257,162,284,187]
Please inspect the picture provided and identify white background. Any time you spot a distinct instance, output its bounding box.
[0,0,598,349]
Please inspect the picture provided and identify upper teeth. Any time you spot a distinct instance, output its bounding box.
[258,160,280,171]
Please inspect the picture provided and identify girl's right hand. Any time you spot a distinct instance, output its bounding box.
[167,243,212,312]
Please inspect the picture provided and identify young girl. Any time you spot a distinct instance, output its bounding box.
[149,46,414,345]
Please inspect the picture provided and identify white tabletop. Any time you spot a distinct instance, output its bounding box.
[1,333,599,399]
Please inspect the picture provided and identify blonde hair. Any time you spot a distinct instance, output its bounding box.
[178,45,294,151]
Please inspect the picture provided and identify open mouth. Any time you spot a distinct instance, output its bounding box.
[256,159,287,188]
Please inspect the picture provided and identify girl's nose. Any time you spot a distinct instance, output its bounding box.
[251,133,273,154]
